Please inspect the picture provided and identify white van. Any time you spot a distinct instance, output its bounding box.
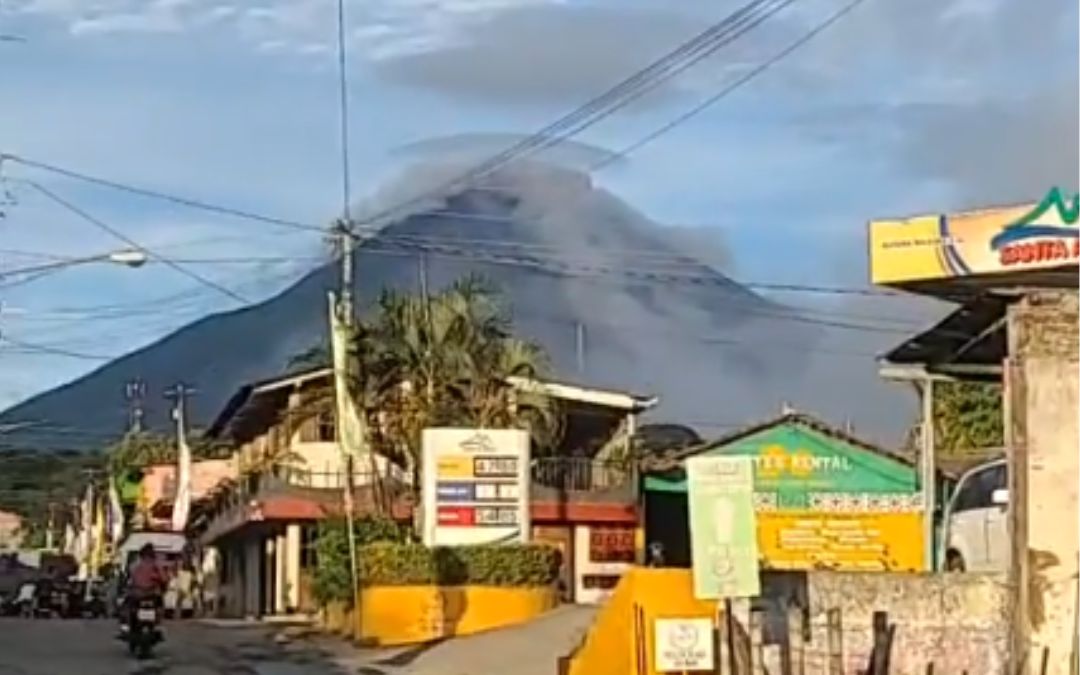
[943,458,1008,572]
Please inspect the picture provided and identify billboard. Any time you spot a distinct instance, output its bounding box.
[421,428,531,547]
[869,187,1079,285]
[647,423,926,572]
[686,455,760,599]
[757,511,923,572]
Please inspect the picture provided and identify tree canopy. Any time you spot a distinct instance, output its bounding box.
[933,381,1004,452]
[287,276,563,476]
[104,430,233,474]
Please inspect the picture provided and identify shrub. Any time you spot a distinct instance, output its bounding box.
[356,543,561,588]
[313,519,560,604]
[311,516,410,604]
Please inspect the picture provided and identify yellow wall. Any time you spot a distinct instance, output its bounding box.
[356,585,557,646]
[568,568,718,675]
[758,511,924,572]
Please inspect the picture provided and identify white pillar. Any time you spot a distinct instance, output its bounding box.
[244,538,260,618]
[273,532,287,615]
[285,524,302,612]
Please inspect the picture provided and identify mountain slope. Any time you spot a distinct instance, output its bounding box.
[0,164,846,450]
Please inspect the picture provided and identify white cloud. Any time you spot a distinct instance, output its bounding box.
[70,11,183,35]
[12,0,558,60]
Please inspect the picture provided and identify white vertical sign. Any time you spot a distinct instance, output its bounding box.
[422,428,531,546]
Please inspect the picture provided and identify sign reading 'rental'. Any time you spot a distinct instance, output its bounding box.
[421,428,531,547]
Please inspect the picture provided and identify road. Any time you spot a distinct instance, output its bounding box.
[0,618,345,675]
[0,605,595,675]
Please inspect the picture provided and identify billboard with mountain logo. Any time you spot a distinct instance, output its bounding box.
[870,187,1079,285]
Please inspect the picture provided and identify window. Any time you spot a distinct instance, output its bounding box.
[952,464,1006,513]
[300,525,318,569]
[588,526,636,563]
[298,410,336,443]
[582,574,621,590]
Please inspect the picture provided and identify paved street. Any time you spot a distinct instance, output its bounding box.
[0,618,345,675]
[0,606,595,675]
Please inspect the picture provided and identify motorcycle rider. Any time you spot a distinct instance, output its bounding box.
[118,544,167,636]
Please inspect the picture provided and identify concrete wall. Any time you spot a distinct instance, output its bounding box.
[1008,290,1080,674]
[805,572,1008,675]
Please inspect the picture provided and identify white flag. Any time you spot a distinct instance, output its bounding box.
[108,476,125,546]
[329,292,367,458]
[171,420,192,532]
[62,522,76,556]
[75,486,93,580]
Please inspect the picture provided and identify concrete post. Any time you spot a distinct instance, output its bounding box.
[243,538,260,618]
[1006,290,1079,675]
[274,532,287,615]
[285,524,302,612]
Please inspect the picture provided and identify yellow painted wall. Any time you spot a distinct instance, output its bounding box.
[758,511,924,572]
[568,568,719,675]
[356,585,557,646]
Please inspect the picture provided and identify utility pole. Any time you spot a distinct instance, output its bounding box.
[575,321,587,376]
[164,383,194,447]
[332,0,362,623]
[125,378,147,434]
[164,383,195,532]
[919,378,936,572]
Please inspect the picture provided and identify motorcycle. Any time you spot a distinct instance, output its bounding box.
[125,598,163,660]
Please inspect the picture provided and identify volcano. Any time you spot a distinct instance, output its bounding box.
[0,164,825,450]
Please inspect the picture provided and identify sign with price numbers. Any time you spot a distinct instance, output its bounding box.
[422,428,531,546]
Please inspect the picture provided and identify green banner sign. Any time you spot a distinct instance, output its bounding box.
[687,455,760,599]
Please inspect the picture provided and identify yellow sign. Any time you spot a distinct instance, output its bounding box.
[435,456,474,479]
[869,188,1079,285]
[757,511,924,572]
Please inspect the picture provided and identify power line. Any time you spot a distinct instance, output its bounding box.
[349,0,796,229]
[0,334,113,360]
[1,154,325,234]
[594,0,871,169]
[27,182,251,305]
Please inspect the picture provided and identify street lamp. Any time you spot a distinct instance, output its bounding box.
[0,248,149,280]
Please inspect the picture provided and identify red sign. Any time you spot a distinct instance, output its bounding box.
[437,506,475,526]
[999,237,1080,266]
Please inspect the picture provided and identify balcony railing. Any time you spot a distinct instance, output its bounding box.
[530,457,632,492]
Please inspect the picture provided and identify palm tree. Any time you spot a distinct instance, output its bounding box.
[288,276,563,502]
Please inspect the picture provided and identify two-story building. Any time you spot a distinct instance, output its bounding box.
[193,367,656,618]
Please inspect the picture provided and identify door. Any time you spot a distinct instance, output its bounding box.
[531,526,574,602]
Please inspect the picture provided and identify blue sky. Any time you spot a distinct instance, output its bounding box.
[0,0,1076,414]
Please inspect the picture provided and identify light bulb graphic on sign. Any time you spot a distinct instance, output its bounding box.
[711,497,736,583]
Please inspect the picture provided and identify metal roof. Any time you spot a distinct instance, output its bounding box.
[881,294,1009,381]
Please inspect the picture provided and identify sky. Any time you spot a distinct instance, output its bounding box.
[0,0,1077,429]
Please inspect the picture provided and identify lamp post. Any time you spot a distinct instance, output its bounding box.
[0,248,149,280]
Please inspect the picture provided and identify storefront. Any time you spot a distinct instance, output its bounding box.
[643,411,928,572]
[868,187,1079,674]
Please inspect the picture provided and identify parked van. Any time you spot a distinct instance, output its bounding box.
[943,458,1008,572]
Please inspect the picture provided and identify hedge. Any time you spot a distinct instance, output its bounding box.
[356,543,561,588]
[313,516,561,604]
[312,516,411,604]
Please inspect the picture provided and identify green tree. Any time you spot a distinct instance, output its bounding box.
[354,277,560,473]
[933,381,1004,452]
[288,276,563,497]
[105,430,233,474]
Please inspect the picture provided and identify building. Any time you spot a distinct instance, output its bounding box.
[642,410,935,572]
[0,510,23,551]
[194,367,656,617]
[139,459,238,529]
[868,187,1079,674]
